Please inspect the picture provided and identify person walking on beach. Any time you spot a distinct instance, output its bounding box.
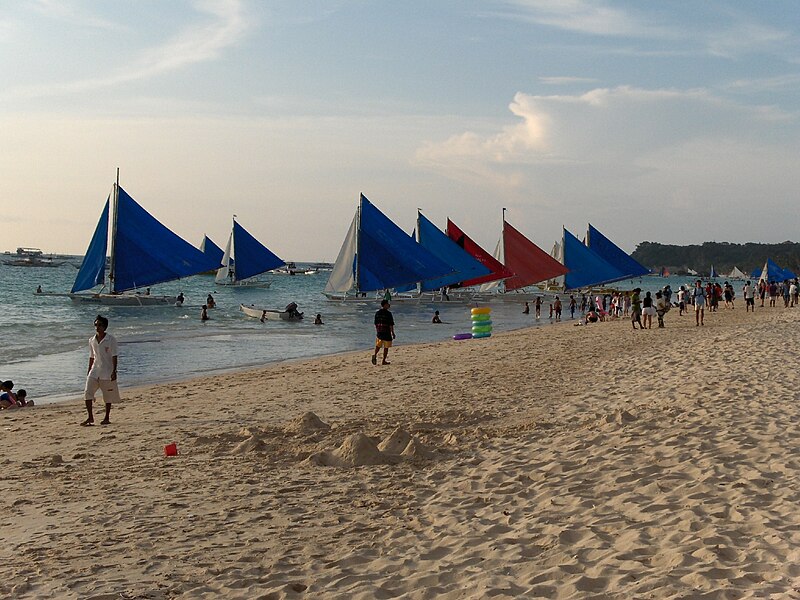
[642,291,655,329]
[655,290,667,328]
[693,280,706,326]
[631,288,643,330]
[534,296,542,319]
[743,281,755,312]
[82,315,119,426]
[372,300,395,365]
[569,295,576,319]
[554,296,562,322]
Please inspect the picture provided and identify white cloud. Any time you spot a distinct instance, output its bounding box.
[539,76,598,85]
[494,0,671,38]
[705,21,790,59]
[2,0,249,100]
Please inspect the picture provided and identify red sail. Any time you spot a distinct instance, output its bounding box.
[502,221,568,290]
[446,219,514,287]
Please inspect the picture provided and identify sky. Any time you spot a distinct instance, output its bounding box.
[1,1,799,261]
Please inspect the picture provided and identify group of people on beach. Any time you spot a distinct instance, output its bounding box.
[0,380,32,409]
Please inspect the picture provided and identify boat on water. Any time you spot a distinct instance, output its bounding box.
[710,265,718,278]
[560,227,629,291]
[728,266,747,280]
[324,194,454,302]
[449,211,567,302]
[216,218,284,288]
[3,247,65,267]
[64,171,219,306]
[271,261,312,276]
[585,224,650,279]
[393,211,493,303]
[199,235,225,274]
[240,303,304,321]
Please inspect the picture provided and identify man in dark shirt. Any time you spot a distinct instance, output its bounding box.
[372,300,395,365]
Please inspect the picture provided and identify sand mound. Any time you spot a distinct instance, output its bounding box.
[232,435,269,454]
[305,433,395,467]
[286,411,331,434]
[400,437,435,460]
[598,409,637,426]
[377,427,412,454]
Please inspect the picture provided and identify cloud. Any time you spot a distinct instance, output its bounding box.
[493,0,671,38]
[705,20,790,59]
[539,76,598,85]
[2,0,249,101]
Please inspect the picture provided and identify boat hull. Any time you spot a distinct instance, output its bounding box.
[216,279,271,288]
[69,293,177,306]
[240,304,303,321]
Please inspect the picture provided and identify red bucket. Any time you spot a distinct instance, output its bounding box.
[164,443,178,457]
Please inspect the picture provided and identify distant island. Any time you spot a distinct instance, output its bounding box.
[631,241,800,276]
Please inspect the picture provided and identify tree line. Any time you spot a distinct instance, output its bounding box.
[630,241,800,276]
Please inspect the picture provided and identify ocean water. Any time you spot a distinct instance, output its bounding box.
[0,260,683,405]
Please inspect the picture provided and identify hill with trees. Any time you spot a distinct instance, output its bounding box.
[630,241,800,277]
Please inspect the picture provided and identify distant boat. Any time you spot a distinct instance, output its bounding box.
[687,268,698,276]
[3,247,64,267]
[445,219,514,288]
[728,266,747,279]
[710,265,718,278]
[324,194,454,301]
[751,259,797,283]
[68,171,218,306]
[216,218,283,288]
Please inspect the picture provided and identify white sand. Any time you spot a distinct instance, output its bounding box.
[2,305,800,598]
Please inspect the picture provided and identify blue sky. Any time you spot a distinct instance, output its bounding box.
[1,1,799,260]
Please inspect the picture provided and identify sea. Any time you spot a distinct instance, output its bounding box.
[0,259,686,405]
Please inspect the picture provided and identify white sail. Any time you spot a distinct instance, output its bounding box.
[215,230,234,284]
[479,235,504,292]
[324,212,359,295]
[728,266,746,279]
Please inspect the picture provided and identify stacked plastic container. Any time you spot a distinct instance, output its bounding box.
[470,307,492,338]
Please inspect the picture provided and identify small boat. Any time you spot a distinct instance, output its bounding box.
[216,218,283,288]
[271,261,311,276]
[240,303,304,321]
[3,247,65,267]
[66,171,219,306]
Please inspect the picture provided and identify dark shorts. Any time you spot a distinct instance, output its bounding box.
[746,298,755,306]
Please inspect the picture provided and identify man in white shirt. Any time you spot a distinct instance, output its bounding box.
[81,315,120,426]
[743,281,755,313]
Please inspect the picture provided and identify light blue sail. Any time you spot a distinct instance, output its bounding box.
[563,228,628,290]
[112,187,220,292]
[71,198,109,293]
[230,221,284,281]
[586,224,649,279]
[417,212,491,291]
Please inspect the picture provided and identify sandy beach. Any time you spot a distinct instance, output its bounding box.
[2,304,800,599]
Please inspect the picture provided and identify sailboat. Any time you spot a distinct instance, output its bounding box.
[199,235,225,275]
[751,259,797,283]
[445,219,514,288]
[394,211,492,301]
[561,228,627,290]
[585,224,650,279]
[69,172,219,305]
[728,266,747,280]
[472,212,568,300]
[324,194,454,301]
[215,218,284,287]
[709,265,718,278]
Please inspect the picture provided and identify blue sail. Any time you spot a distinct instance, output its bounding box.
[751,258,797,281]
[356,195,454,292]
[586,224,650,278]
[72,198,110,293]
[200,235,225,267]
[232,221,284,281]
[113,187,220,292]
[417,212,491,291]
[563,228,628,290]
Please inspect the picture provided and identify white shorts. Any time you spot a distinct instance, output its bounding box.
[695,302,705,311]
[642,306,657,317]
[84,377,121,404]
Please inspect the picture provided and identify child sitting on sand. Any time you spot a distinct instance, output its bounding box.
[0,381,19,409]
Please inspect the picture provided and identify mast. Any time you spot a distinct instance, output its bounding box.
[355,195,362,294]
[109,167,120,293]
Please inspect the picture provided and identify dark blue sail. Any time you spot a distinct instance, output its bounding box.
[417,212,491,291]
[564,228,627,290]
[72,198,109,293]
[232,221,284,281]
[113,187,220,292]
[586,224,650,278]
[200,235,225,267]
[357,195,454,292]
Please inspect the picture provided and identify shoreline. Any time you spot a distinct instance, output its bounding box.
[3,305,799,598]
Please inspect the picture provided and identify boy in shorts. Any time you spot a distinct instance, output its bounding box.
[82,315,120,426]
